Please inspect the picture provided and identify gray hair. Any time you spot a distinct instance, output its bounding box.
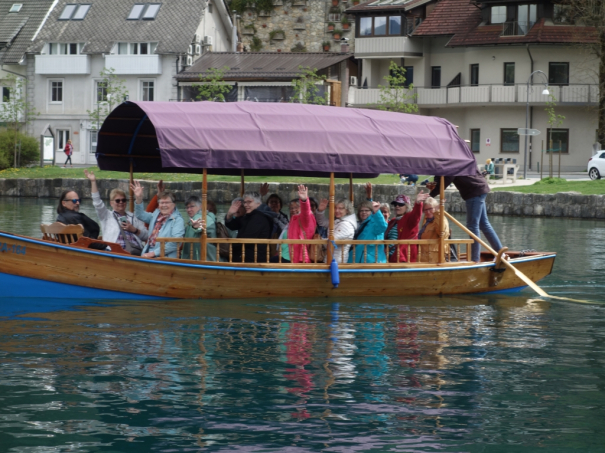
[185,195,201,207]
[243,191,261,204]
[158,190,176,203]
[335,198,355,216]
[380,203,391,214]
[232,196,244,204]
[424,197,440,210]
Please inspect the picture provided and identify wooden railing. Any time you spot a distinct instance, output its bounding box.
[155,237,474,266]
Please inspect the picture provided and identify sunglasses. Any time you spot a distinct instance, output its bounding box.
[66,199,81,204]
[113,198,128,203]
[392,202,406,207]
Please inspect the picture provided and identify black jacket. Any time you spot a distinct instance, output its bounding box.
[225,204,277,263]
[57,210,100,239]
[429,170,490,201]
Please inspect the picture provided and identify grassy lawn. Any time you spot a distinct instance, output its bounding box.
[492,177,605,195]
[0,166,427,185]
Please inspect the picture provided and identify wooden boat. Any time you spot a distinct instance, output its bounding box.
[0,102,555,300]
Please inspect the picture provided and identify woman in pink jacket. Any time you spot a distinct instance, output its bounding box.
[271,185,316,263]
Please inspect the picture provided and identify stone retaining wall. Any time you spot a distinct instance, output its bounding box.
[1,178,604,219]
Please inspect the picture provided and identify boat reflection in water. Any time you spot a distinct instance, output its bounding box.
[2,295,589,451]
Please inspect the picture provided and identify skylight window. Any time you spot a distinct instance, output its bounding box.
[9,4,22,12]
[59,4,91,20]
[128,3,161,20]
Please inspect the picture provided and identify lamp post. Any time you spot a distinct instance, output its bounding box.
[524,70,549,179]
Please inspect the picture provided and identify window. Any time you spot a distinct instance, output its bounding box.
[357,15,402,37]
[470,129,480,153]
[90,130,98,154]
[491,6,507,24]
[128,3,161,20]
[501,129,519,153]
[141,81,154,101]
[431,66,441,88]
[9,4,22,12]
[518,4,536,34]
[328,13,341,22]
[504,62,515,85]
[553,4,572,23]
[208,2,213,13]
[95,81,107,103]
[59,4,90,20]
[549,62,569,86]
[404,66,413,87]
[1,87,9,102]
[50,80,63,103]
[470,64,479,86]
[546,129,569,153]
[117,42,158,55]
[57,130,70,151]
[48,43,82,55]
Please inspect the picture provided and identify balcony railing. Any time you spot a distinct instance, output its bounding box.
[349,84,599,106]
[355,35,423,58]
[104,55,162,75]
[501,20,536,36]
[35,55,90,75]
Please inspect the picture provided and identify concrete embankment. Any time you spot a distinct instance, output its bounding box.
[0,178,604,219]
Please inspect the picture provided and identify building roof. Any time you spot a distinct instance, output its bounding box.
[346,0,432,12]
[176,52,353,81]
[413,0,598,46]
[29,0,209,55]
[0,0,54,65]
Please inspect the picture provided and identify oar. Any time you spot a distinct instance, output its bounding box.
[444,212,595,304]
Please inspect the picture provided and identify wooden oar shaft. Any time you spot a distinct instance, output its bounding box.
[444,211,497,255]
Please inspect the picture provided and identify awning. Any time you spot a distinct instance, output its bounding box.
[96,101,477,177]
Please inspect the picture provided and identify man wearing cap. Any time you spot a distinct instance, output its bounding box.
[385,192,429,263]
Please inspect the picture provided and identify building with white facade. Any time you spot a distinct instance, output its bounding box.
[347,0,599,171]
[25,0,234,165]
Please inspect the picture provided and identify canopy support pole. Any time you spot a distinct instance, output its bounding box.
[439,175,446,264]
[201,168,208,262]
[240,169,245,196]
[129,160,134,213]
[327,172,335,263]
[349,173,354,202]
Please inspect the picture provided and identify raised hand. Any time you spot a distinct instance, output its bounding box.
[372,201,381,213]
[297,184,308,202]
[365,182,372,200]
[228,199,242,215]
[416,191,429,204]
[156,179,165,197]
[84,169,96,181]
[259,183,269,197]
[130,180,144,203]
[191,218,206,230]
[318,198,329,212]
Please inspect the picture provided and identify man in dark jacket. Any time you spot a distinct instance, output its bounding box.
[56,190,100,239]
[225,191,277,263]
[429,170,503,262]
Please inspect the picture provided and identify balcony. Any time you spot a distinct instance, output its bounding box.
[348,84,599,107]
[104,55,162,75]
[354,36,423,59]
[35,55,90,74]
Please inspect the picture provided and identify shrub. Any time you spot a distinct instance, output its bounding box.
[0,131,40,170]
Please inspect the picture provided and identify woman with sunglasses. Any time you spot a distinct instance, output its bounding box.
[385,192,429,263]
[84,170,147,254]
[56,189,100,239]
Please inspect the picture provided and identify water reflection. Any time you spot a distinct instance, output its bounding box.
[0,298,603,451]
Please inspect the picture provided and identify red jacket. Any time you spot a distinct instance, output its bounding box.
[287,198,316,263]
[64,143,73,156]
[387,202,423,263]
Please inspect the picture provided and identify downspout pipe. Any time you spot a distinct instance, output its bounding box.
[527,45,534,171]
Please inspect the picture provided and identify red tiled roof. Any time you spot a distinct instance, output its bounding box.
[413,0,480,36]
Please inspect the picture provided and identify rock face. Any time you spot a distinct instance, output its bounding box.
[1,179,604,218]
[239,0,355,53]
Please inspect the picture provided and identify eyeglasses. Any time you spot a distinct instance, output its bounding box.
[392,202,406,207]
[359,209,372,213]
[113,198,128,203]
[159,201,174,205]
[243,200,255,205]
[66,199,81,204]
[423,207,435,212]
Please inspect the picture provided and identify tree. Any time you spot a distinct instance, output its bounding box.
[559,0,605,144]
[86,68,129,130]
[291,66,329,105]
[0,74,39,167]
[193,67,232,102]
[545,93,566,177]
[378,61,418,113]
[0,131,39,170]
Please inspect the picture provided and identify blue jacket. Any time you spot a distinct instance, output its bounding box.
[348,211,388,264]
[135,203,185,258]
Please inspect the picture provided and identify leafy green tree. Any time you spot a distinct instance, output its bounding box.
[193,67,232,102]
[291,66,329,105]
[545,93,566,178]
[0,74,39,167]
[0,131,39,170]
[378,61,418,113]
[86,68,129,130]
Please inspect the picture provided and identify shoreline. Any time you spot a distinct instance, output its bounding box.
[0,178,604,219]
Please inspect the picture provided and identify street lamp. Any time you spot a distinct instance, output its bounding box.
[524,70,549,179]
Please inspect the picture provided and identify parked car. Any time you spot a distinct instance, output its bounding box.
[588,151,605,180]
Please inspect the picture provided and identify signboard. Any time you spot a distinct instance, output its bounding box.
[517,128,541,136]
[486,138,491,147]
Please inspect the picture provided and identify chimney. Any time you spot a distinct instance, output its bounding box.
[341,43,350,53]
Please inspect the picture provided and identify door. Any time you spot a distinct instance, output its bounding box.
[57,129,70,152]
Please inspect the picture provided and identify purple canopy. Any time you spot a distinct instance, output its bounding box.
[96,101,477,177]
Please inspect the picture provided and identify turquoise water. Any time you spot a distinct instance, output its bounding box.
[0,198,604,452]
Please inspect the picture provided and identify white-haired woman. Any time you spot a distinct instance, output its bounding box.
[315,198,357,263]
[418,197,450,263]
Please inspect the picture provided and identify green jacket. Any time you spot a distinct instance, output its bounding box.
[182,211,217,262]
